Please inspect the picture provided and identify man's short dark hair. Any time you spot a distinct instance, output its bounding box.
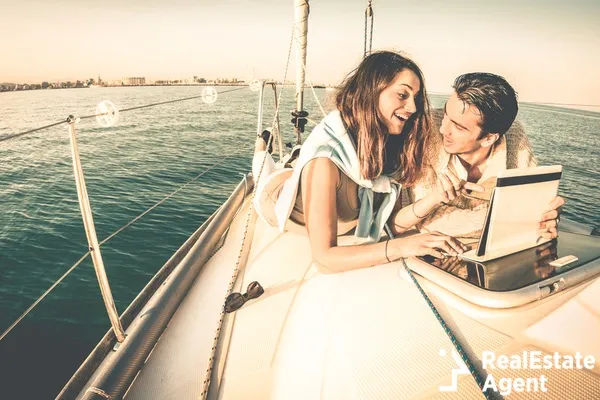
[453,72,518,138]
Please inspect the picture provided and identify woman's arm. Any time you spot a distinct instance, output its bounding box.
[388,193,441,236]
[302,158,464,273]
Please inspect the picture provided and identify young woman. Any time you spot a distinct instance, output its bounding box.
[253,51,468,273]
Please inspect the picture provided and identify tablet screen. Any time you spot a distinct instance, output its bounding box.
[418,232,600,292]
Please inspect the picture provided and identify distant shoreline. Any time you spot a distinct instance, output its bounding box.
[0,83,249,92]
[0,82,331,93]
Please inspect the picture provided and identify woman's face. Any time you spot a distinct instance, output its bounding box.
[377,69,421,135]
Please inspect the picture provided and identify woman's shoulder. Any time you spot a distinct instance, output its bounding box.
[301,157,340,177]
[318,110,347,136]
[303,110,350,151]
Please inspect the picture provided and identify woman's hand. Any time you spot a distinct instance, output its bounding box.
[388,231,467,259]
[433,167,484,204]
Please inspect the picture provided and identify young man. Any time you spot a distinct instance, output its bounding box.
[402,73,563,243]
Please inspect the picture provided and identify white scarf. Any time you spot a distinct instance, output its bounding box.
[274,111,401,242]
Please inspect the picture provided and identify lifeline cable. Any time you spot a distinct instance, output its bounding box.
[0,86,248,143]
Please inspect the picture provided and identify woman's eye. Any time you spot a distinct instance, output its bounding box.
[398,93,408,100]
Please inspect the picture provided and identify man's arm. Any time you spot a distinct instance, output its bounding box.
[389,169,484,235]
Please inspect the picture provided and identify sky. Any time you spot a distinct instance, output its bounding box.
[1,0,599,105]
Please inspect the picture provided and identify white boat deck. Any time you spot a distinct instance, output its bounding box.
[122,200,600,399]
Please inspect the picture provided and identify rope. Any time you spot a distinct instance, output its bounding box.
[0,87,248,143]
[199,22,297,400]
[363,0,374,58]
[0,149,251,342]
[399,255,493,399]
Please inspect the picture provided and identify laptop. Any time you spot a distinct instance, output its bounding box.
[459,165,562,262]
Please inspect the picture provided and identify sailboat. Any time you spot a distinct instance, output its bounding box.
[1,1,598,399]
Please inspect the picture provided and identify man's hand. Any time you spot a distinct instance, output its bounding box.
[538,196,565,239]
[533,241,558,278]
[434,167,484,204]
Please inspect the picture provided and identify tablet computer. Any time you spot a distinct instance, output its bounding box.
[412,231,600,308]
[459,165,562,262]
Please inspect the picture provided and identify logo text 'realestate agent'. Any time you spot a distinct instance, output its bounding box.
[440,349,596,396]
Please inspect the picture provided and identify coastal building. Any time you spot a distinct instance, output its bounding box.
[0,84,16,92]
[122,77,146,86]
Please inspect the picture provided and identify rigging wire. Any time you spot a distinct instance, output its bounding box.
[103,86,247,115]
[0,120,67,143]
[0,86,249,143]
[0,147,252,342]
[363,0,374,58]
[270,25,298,131]
[293,32,328,119]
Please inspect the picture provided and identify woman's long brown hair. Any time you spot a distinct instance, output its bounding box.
[335,51,432,186]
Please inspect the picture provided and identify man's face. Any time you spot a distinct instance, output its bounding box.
[439,92,489,155]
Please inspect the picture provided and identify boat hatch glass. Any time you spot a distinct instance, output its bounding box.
[418,231,600,292]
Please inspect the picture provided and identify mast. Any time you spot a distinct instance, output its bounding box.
[292,0,309,145]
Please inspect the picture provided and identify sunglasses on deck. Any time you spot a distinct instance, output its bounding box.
[224,281,264,313]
